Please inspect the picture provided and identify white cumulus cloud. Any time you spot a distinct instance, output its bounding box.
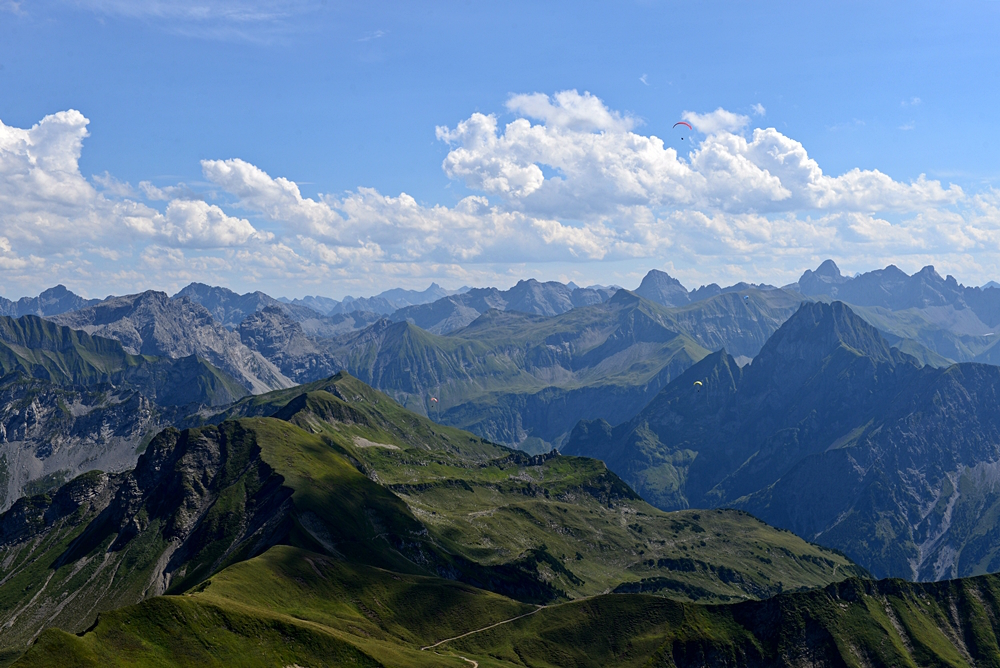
[1,92,996,297]
[682,108,750,134]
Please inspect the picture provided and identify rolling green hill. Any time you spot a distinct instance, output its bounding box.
[0,373,862,664]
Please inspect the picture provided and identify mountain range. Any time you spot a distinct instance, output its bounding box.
[0,372,861,663]
[5,265,1000,664]
[566,300,1000,581]
[280,282,460,316]
[49,291,293,394]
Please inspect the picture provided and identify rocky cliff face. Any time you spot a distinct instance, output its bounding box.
[0,379,165,511]
[0,421,299,650]
[50,291,294,394]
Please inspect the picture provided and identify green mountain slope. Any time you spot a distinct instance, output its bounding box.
[18,545,1000,668]
[566,301,1000,581]
[0,373,861,663]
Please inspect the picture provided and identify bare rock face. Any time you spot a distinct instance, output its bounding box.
[0,377,194,512]
[239,306,346,383]
[635,269,691,307]
[50,291,294,394]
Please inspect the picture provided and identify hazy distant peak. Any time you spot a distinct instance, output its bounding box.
[608,288,642,306]
[915,265,943,280]
[37,284,71,298]
[798,259,848,289]
[814,259,842,277]
[634,269,690,307]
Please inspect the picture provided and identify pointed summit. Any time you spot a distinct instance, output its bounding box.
[744,301,906,398]
[797,259,848,296]
[634,269,690,307]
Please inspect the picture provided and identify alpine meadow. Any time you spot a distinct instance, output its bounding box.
[4,2,1000,666]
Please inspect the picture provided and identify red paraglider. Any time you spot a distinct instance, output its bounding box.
[672,121,693,130]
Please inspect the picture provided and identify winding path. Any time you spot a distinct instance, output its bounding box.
[420,606,544,651]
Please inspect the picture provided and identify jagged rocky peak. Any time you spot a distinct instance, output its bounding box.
[797,259,849,294]
[634,269,690,307]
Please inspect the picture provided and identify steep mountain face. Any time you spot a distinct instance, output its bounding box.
[634,269,691,307]
[49,291,294,394]
[173,282,320,328]
[0,373,861,662]
[0,315,243,401]
[0,380,156,512]
[0,285,100,318]
[566,300,1000,580]
[391,279,617,334]
[238,305,327,368]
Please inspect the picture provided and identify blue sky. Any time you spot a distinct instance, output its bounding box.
[1,0,999,299]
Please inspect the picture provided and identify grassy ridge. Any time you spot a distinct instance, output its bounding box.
[20,545,1000,667]
[264,374,865,602]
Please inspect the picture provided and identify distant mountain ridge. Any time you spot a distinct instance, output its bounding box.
[635,269,779,308]
[796,259,1000,326]
[280,282,458,316]
[390,278,618,334]
[173,282,321,329]
[49,291,294,394]
[0,285,100,318]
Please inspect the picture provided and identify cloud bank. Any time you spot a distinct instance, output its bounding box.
[0,90,994,297]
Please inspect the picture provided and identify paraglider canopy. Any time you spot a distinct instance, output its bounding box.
[673,121,693,130]
[430,397,439,403]
[693,380,703,387]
